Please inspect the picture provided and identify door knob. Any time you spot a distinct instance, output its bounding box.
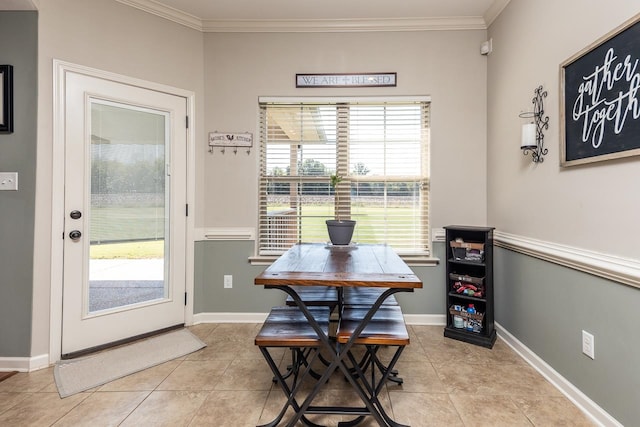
[70,210,82,219]
[69,230,82,241]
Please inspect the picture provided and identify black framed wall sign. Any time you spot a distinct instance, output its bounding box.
[0,65,13,134]
[560,14,640,167]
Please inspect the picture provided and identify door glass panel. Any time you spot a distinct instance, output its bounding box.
[88,100,169,314]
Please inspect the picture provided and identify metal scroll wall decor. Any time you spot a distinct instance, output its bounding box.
[519,85,549,163]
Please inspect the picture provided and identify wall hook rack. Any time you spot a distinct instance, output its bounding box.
[519,85,549,163]
[208,131,253,155]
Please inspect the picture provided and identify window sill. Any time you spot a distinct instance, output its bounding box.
[249,254,439,267]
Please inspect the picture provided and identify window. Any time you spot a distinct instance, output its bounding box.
[258,98,430,256]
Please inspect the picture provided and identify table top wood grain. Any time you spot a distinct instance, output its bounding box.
[255,243,422,289]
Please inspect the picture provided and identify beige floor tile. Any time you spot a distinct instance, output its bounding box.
[434,362,561,396]
[0,391,88,426]
[1,323,594,427]
[0,391,30,413]
[512,396,596,426]
[205,323,260,342]
[450,394,533,427]
[466,339,527,365]
[389,392,465,426]
[157,360,231,391]
[214,357,279,391]
[98,360,181,391]
[187,323,218,341]
[189,390,268,426]
[119,390,209,427]
[0,367,56,392]
[421,335,479,365]
[398,331,429,362]
[392,360,448,393]
[186,336,267,360]
[52,391,149,426]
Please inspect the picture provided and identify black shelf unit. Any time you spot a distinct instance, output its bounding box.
[443,225,496,348]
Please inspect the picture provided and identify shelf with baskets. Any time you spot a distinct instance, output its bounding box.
[443,225,496,348]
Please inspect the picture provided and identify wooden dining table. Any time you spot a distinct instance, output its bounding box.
[255,243,423,427]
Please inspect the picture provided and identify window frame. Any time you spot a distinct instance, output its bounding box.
[256,96,432,260]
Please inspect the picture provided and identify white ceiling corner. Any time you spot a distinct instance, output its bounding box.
[483,0,511,26]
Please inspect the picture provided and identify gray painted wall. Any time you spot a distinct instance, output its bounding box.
[0,11,37,357]
[494,248,640,426]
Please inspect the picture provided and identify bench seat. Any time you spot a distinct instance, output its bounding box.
[343,287,398,307]
[255,306,330,348]
[336,305,408,346]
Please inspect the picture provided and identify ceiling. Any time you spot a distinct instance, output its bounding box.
[4,0,510,32]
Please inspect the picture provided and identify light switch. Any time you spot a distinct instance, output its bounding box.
[0,172,18,191]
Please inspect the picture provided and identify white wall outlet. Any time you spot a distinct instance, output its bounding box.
[582,330,595,359]
[0,172,18,191]
[223,274,233,289]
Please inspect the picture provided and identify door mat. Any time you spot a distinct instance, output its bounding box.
[54,328,205,398]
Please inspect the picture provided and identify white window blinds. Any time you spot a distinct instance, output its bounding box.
[258,99,430,255]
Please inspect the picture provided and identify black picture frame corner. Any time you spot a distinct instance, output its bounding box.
[0,64,14,134]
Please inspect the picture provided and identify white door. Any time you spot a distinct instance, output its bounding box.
[62,71,188,357]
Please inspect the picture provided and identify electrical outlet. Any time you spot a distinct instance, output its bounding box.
[582,330,595,359]
[0,172,18,191]
[223,274,233,289]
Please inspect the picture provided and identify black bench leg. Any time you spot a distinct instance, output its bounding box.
[258,346,327,427]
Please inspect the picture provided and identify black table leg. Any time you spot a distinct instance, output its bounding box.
[264,285,412,427]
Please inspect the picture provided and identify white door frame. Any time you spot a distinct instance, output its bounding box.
[50,60,196,364]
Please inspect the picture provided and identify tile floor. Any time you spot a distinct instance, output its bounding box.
[0,324,596,426]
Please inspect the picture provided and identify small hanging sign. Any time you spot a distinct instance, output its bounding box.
[296,72,397,88]
[208,132,253,154]
[208,132,253,147]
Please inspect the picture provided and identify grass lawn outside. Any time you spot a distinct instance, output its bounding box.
[89,203,424,259]
[90,240,164,259]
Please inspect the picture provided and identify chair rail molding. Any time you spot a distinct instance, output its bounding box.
[494,231,640,289]
[195,227,255,241]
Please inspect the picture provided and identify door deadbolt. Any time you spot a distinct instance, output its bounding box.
[70,210,82,219]
[69,230,82,241]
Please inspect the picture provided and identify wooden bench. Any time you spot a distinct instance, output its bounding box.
[255,305,330,347]
[255,306,331,427]
[285,285,339,309]
[337,305,408,346]
[342,286,398,307]
[337,304,409,396]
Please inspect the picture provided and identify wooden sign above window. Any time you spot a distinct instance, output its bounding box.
[296,73,397,88]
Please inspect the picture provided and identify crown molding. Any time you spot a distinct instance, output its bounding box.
[201,17,487,33]
[115,1,489,33]
[115,0,203,31]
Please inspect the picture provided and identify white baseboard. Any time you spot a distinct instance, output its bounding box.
[404,314,446,325]
[0,354,50,372]
[495,322,622,427]
[193,312,268,324]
